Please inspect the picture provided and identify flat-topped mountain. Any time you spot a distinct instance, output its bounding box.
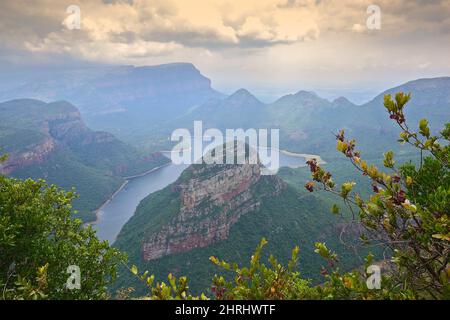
[141,162,277,261]
[0,63,224,146]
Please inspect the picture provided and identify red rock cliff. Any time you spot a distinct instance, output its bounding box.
[142,163,286,261]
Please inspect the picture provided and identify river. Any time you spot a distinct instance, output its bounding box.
[92,150,311,244]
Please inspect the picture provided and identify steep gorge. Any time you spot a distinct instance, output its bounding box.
[113,157,358,294]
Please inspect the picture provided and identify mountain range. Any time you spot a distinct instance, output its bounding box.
[162,77,450,157]
[0,63,223,145]
[2,63,448,158]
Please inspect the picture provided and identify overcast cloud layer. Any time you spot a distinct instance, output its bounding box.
[1,0,450,102]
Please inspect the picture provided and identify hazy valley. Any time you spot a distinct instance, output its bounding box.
[1,63,449,296]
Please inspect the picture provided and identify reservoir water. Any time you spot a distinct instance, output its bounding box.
[93,150,309,244]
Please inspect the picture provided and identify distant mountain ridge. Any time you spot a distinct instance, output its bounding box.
[161,76,450,157]
[0,63,224,145]
[0,63,448,156]
[360,77,450,127]
[167,88,266,131]
[331,96,356,108]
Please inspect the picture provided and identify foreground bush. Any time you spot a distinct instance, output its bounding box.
[0,173,125,299]
[304,93,449,299]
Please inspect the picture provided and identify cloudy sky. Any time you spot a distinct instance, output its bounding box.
[1,0,450,102]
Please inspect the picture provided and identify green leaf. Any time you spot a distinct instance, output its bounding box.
[419,118,430,137]
[130,265,138,275]
[331,204,340,215]
[383,150,395,168]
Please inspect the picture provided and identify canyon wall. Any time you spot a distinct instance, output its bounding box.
[142,163,286,261]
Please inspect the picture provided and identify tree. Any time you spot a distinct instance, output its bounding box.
[305,92,449,299]
[0,166,125,299]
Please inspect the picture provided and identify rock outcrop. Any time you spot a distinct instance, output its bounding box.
[0,99,167,176]
[0,138,55,175]
[142,162,286,261]
[1,107,88,174]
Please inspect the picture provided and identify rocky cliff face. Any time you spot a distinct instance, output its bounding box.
[141,163,286,261]
[0,99,168,177]
[46,109,89,141]
[47,110,120,146]
[0,138,55,175]
[1,107,90,174]
[0,99,171,222]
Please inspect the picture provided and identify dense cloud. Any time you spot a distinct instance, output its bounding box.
[4,0,448,59]
[1,0,449,102]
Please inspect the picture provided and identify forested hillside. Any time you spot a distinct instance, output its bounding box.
[0,99,169,222]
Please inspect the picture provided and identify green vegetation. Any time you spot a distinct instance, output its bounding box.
[0,127,48,154]
[11,147,124,222]
[0,99,170,222]
[0,99,76,132]
[0,173,125,299]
